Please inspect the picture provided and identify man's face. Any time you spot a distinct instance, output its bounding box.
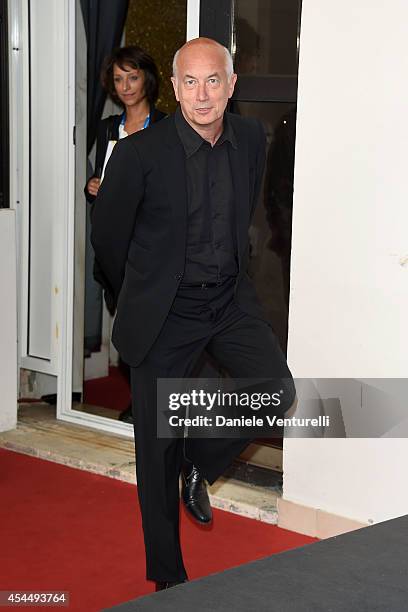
[171,44,237,132]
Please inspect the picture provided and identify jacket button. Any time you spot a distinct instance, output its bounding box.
[174,273,182,281]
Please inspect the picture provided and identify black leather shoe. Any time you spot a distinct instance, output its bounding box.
[118,404,134,424]
[181,462,212,524]
[155,580,186,592]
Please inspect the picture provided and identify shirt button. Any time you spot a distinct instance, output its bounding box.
[174,273,183,281]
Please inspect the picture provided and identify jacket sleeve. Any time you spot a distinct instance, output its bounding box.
[90,136,144,302]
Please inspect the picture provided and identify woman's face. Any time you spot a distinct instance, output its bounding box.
[113,63,146,107]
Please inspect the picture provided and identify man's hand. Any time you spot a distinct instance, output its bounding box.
[87,177,101,197]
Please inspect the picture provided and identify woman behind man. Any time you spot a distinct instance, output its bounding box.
[86,45,166,201]
[85,46,166,422]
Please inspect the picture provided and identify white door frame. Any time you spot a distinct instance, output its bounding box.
[10,0,75,381]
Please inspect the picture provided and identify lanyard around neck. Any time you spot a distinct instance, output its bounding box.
[120,112,151,130]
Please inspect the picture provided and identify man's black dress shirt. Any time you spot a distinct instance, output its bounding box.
[175,106,238,286]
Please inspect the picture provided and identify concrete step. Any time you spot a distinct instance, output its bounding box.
[0,403,280,524]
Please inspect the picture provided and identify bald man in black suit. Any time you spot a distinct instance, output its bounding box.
[91,37,295,590]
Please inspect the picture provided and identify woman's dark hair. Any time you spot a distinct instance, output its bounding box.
[101,46,160,107]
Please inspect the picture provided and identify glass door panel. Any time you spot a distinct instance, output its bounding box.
[233,0,300,76]
[233,101,296,352]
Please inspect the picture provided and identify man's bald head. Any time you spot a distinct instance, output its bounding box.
[172,37,234,80]
[170,37,237,139]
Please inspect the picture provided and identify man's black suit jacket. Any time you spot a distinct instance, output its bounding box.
[85,105,166,205]
[91,111,267,367]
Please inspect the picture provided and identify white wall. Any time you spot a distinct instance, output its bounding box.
[283,439,408,524]
[0,211,18,432]
[285,0,408,523]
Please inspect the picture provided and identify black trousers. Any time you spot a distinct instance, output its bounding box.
[130,279,293,582]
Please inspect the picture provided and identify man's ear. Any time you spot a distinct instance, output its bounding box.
[228,73,238,99]
[171,77,180,102]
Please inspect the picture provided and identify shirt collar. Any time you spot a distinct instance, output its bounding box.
[175,105,237,158]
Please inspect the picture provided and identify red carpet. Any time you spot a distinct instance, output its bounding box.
[0,448,317,611]
[83,366,130,412]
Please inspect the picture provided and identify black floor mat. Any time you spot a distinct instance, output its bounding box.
[104,514,408,611]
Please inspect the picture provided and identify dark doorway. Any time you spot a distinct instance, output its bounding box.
[0,0,9,209]
[200,0,302,461]
[201,0,301,354]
